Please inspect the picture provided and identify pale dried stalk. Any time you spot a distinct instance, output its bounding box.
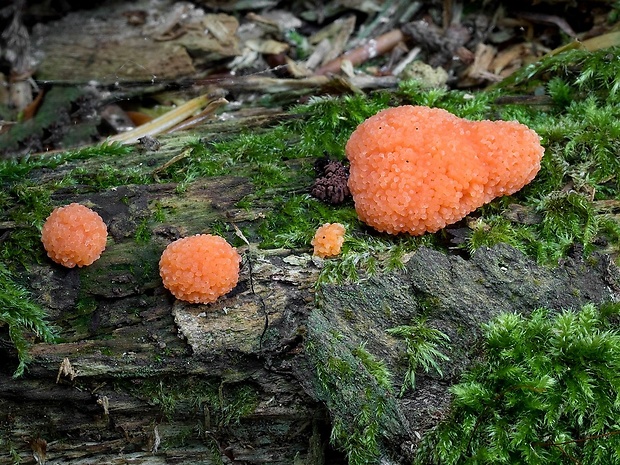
[108,94,215,145]
[167,98,228,133]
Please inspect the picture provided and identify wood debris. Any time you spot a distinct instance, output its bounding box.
[30,437,47,465]
[56,357,76,383]
[1,0,619,156]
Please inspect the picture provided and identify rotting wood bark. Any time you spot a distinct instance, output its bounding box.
[309,244,620,463]
[1,157,336,463]
[1,137,619,464]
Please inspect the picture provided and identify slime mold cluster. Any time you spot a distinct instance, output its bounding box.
[346,105,544,235]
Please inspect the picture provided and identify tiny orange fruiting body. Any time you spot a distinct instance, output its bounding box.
[41,203,108,268]
[312,223,346,258]
[159,234,241,304]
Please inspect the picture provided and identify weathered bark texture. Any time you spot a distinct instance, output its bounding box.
[31,3,240,83]
[309,244,619,463]
[0,136,337,464]
[1,137,619,464]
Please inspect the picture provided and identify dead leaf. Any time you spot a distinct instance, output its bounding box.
[176,14,240,59]
[491,43,531,76]
[246,38,290,54]
[246,11,302,34]
[108,94,217,145]
[315,29,404,75]
[462,43,500,84]
[319,16,357,66]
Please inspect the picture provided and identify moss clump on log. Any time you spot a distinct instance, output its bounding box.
[416,303,620,465]
[308,244,619,463]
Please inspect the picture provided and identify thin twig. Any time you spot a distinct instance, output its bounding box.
[315,29,405,76]
[233,225,269,350]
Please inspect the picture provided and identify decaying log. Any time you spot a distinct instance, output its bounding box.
[1,130,619,464]
[1,160,334,464]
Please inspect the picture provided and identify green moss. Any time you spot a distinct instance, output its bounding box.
[205,435,226,465]
[219,384,260,426]
[386,319,450,396]
[499,46,620,100]
[245,51,620,269]
[4,48,620,273]
[397,82,496,119]
[7,47,620,273]
[464,189,620,265]
[75,295,97,314]
[351,343,393,392]
[77,242,162,298]
[70,163,152,188]
[9,183,52,227]
[416,295,443,317]
[127,376,259,427]
[0,86,89,155]
[161,127,304,190]
[0,434,20,465]
[161,426,194,450]
[58,292,99,339]
[152,201,166,222]
[0,142,135,268]
[258,194,358,250]
[465,216,533,255]
[134,218,152,244]
[99,346,113,356]
[0,227,46,269]
[416,303,620,465]
[0,182,53,266]
[535,98,620,192]
[0,262,58,377]
[546,77,574,108]
[286,30,310,60]
[342,307,355,320]
[538,191,600,251]
[0,141,132,182]
[291,93,393,157]
[307,311,402,465]
[317,234,434,285]
[3,44,620,391]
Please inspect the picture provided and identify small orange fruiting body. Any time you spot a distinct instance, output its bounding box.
[346,105,545,235]
[312,223,346,258]
[41,203,108,268]
[159,234,241,304]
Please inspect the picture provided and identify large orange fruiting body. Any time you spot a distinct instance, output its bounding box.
[346,105,544,235]
[41,203,108,268]
[312,223,346,258]
[159,234,241,304]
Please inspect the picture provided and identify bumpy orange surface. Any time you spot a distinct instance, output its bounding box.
[312,223,346,258]
[159,234,241,304]
[346,105,544,235]
[41,203,108,268]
